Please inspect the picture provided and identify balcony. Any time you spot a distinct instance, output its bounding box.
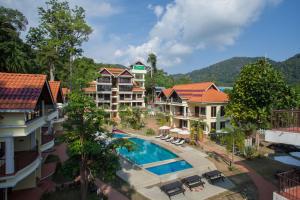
[277,170,300,200]
[41,134,55,152]
[189,113,206,120]
[97,77,111,84]
[265,109,300,146]
[118,78,132,85]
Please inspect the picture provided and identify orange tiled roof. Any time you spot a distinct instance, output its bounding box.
[162,88,173,97]
[0,72,47,110]
[62,87,70,96]
[132,87,144,92]
[164,82,228,103]
[83,81,96,93]
[49,81,61,103]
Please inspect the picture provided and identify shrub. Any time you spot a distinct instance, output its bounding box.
[145,128,155,136]
[244,146,258,159]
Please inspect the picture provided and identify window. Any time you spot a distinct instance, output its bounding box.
[211,106,217,117]
[97,85,111,91]
[119,85,132,91]
[200,107,206,115]
[220,121,226,129]
[211,122,216,131]
[137,94,142,98]
[220,106,225,117]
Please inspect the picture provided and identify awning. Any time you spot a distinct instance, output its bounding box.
[159,126,170,130]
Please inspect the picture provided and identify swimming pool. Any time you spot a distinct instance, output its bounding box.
[117,137,178,165]
[146,160,193,175]
[113,133,129,138]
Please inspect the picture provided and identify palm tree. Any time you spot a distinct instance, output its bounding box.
[190,118,207,142]
[147,53,157,75]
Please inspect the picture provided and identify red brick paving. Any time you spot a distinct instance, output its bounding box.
[95,179,129,200]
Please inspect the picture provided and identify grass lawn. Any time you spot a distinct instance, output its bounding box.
[104,176,150,200]
[41,188,99,200]
[242,156,293,186]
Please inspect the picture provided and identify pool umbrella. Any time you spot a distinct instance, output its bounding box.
[178,129,190,139]
[170,128,181,137]
[159,126,170,130]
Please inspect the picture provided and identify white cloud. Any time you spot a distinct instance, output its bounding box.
[117,0,282,69]
[148,4,164,18]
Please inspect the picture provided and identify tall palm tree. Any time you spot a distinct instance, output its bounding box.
[147,53,157,75]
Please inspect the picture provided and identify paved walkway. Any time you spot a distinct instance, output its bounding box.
[199,140,277,200]
[95,179,129,200]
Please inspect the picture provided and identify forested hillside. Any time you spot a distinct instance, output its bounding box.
[172,54,300,86]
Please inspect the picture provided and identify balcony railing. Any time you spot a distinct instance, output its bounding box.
[278,170,300,200]
[97,77,111,83]
[0,150,39,177]
[271,109,300,133]
[42,134,54,145]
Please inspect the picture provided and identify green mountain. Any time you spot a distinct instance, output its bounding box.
[172,54,300,86]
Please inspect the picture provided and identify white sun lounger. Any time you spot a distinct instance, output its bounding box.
[155,134,163,138]
[175,140,185,146]
[171,138,181,144]
[161,135,170,140]
[166,137,174,142]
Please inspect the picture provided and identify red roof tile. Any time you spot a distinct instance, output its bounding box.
[49,81,61,103]
[0,72,47,110]
[100,67,132,77]
[83,81,96,93]
[132,87,144,92]
[164,82,228,103]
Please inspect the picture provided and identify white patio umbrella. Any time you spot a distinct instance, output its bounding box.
[170,128,181,133]
[159,126,170,130]
[177,129,190,139]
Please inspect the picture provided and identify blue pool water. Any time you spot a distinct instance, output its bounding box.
[146,160,193,175]
[117,137,178,165]
[113,133,129,138]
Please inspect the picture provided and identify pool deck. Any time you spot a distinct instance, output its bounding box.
[117,134,235,200]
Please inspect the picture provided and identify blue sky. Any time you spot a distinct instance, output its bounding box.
[1,0,299,74]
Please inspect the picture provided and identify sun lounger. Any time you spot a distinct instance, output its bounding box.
[203,170,224,184]
[155,134,163,138]
[181,175,205,190]
[161,135,170,140]
[171,138,181,144]
[160,181,185,199]
[175,140,185,146]
[166,137,174,142]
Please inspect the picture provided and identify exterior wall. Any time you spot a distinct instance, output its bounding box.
[265,130,300,146]
[0,113,25,126]
[273,192,288,200]
[156,101,229,134]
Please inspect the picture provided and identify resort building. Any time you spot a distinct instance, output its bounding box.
[0,72,59,199]
[155,82,229,135]
[83,62,147,119]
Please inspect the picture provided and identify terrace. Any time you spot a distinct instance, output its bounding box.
[277,170,300,200]
[265,109,300,146]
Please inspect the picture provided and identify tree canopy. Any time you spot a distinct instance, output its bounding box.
[0,6,36,72]
[226,60,298,129]
[27,0,92,82]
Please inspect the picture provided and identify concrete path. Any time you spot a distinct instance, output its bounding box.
[95,179,129,200]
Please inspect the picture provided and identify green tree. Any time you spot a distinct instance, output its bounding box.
[69,57,98,90]
[0,6,34,72]
[27,0,92,82]
[190,118,207,142]
[63,91,132,200]
[119,106,144,130]
[226,60,298,129]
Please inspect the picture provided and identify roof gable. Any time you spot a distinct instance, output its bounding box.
[118,69,133,77]
[49,81,64,103]
[0,72,55,111]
